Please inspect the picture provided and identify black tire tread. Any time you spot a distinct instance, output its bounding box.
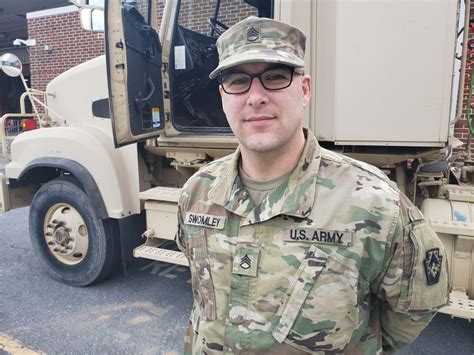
[29,176,120,286]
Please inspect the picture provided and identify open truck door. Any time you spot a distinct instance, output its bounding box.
[105,0,165,147]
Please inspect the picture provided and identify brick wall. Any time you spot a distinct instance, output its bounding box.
[455,1,474,156]
[27,8,104,92]
[174,0,257,34]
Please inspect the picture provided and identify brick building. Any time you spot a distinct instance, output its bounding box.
[26,6,105,91]
[454,6,474,156]
[0,0,67,115]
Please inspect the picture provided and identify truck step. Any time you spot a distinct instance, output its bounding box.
[430,220,474,237]
[133,244,189,266]
[439,291,474,320]
[139,186,181,203]
[446,187,474,203]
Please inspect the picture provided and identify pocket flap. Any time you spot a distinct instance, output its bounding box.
[188,229,208,259]
[187,229,217,321]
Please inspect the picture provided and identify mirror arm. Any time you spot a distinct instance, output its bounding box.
[18,73,40,118]
[19,75,64,124]
[210,0,222,37]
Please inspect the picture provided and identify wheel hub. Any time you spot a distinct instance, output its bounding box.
[44,204,88,265]
[54,227,70,245]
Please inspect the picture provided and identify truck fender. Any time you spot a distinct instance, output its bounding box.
[5,125,140,219]
[18,158,108,219]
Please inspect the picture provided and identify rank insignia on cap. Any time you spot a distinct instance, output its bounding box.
[240,254,251,269]
[246,26,260,42]
[424,248,442,285]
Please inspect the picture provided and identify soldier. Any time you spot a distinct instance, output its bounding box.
[177,16,449,354]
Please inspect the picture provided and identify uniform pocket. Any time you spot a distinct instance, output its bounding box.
[272,246,362,353]
[188,229,217,321]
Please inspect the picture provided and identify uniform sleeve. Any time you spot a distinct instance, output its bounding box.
[374,193,449,352]
[176,192,188,256]
[176,191,195,355]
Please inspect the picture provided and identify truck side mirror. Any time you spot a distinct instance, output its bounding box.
[80,8,105,32]
[0,53,42,118]
[0,53,23,78]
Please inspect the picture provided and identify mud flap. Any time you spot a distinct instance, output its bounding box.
[118,211,149,273]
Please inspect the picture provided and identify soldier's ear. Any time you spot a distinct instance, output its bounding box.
[302,75,311,108]
[219,85,229,114]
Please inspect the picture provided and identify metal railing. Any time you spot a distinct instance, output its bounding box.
[0,91,47,161]
[0,113,39,160]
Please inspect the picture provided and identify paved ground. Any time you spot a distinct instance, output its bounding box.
[0,208,192,354]
[1,207,473,354]
[0,156,7,173]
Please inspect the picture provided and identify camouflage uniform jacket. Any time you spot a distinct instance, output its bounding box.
[177,129,449,354]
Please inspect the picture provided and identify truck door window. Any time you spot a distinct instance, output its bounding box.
[121,0,151,24]
[169,0,259,133]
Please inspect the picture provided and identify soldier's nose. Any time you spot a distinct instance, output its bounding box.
[246,78,268,107]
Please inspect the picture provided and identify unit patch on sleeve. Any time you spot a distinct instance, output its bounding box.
[424,248,442,285]
[283,228,353,247]
[185,212,227,230]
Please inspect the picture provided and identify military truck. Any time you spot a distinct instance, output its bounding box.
[0,0,473,319]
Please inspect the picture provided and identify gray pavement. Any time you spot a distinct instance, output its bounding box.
[1,207,473,354]
[0,156,7,173]
[0,207,192,354]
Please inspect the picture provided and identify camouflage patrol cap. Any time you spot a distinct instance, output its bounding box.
[209,16,306,79]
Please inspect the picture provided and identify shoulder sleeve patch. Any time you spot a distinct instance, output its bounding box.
[395,197,449,311]
[402,222,449,311]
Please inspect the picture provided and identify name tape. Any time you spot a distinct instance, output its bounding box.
[185,212,227,230]
[284,228,352,247]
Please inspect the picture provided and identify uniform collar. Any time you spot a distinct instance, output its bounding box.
[208,129,321,222]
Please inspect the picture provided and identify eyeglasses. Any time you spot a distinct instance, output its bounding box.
[218,66,303,94]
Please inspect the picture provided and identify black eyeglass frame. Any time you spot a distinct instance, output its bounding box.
[218,66,304,95]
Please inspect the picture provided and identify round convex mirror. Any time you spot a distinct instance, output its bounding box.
[1,53,23,77]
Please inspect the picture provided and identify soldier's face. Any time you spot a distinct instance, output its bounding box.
[220,62,311,154]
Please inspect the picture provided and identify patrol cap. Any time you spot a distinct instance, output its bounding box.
[209,16,306,79]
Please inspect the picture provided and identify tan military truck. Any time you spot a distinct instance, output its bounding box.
[0,0,473,319]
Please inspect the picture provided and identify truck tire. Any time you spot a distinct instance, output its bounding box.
[29,177,120,286]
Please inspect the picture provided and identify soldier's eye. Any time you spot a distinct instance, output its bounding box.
[266,74,286,81]
[222,73,250,87]
[263,68,291,85]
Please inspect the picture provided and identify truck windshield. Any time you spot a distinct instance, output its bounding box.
[170,0,262,133]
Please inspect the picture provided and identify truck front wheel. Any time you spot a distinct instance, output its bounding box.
[29,177,120,286]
